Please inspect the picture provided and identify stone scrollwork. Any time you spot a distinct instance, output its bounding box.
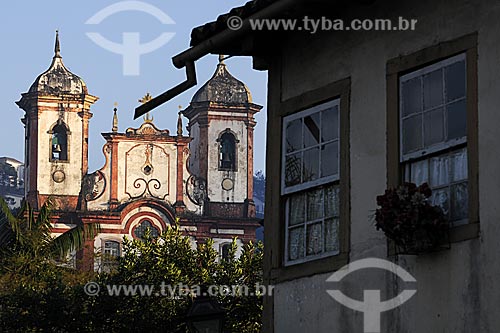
[83,170,106,201]
[186,175,207,206]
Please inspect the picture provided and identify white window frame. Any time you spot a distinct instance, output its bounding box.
[399,53,469,225]
[282,99,341,266]
[281,99,340,195]
[399,53,467,162]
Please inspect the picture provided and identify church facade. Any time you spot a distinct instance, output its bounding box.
[15,33,262,270]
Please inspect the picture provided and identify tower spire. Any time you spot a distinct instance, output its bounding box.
[54,30,61,58]
[112,103,119,133]
[177,106,183,136]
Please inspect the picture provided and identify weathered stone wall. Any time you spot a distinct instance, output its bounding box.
[269,0,500,331]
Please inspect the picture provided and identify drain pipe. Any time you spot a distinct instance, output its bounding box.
[134,0,302,119]
[135,60,196,118]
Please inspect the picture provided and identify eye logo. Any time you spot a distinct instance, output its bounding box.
[326,258,417,333]
[85,1,175,76]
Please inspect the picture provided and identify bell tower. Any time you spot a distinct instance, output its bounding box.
[183,56,262,218]
[16,31,98,210]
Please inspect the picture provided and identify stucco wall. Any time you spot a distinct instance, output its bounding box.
[269,0,500,331]
[36,102,84,196]
[206,116,249,203]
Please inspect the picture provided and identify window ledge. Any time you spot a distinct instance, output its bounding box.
[387,222,480,256]
[449,222,479,243]
[270,252,348,284]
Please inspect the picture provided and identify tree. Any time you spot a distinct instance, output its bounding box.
[0,202,264,332]
[89,224,264,332]
[0,197,99,332]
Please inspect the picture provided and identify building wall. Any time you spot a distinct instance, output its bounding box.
[35,101,85,197]
[115,141,177,204]
[187,122,200,176]
[206,115,249,203]
[266,0,500,331]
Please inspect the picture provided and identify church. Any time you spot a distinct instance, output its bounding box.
[15,32,262,270]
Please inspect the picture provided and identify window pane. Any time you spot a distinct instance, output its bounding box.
[289,194,305,226]
[288,227,305,261]
[324,185,340,218]
[451,148,468,182]
[423,108,444,147]
[423,69,443,109]
[402,77,422,116]
[321,142,339,178]
[402,115,422,154]
[303,113,321,148]
[307,187,323,221]
[447,100,467,140]
[431,188,450,217]
[134,220,159,239]
[306,223,323,256]
[285,153,302,187]
[104,241,120,257]
[430,155,450,187]
[322,106,339,142]
[445,60,466,102]
[303,148,319,182]
[450,182,468,221]
[324,218,340,253]
[410,159,429,185]
[286,118,302,153]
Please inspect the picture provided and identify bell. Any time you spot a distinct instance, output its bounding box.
[222,153,231,163]
[53,144,61,152]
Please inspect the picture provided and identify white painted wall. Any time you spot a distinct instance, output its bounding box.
[207,118,248,203]
[36,101,85,197]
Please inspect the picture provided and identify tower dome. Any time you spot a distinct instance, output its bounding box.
[28,31,88,95]
[191,56,252,104]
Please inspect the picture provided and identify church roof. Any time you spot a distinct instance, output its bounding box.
[191,58,252,104]
[28,31,88,95]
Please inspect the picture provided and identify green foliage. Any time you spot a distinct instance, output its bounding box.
[0,203,264,332]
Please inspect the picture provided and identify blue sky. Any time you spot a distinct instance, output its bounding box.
[0,0,267,173]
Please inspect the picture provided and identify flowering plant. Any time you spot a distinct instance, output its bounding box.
[375,182,448,253]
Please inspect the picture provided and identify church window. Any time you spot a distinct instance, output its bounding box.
[219,132,237,171]
[51,123,68,161]
[102,240,120,272]
[134,220,160,240]
[220,242,232,260]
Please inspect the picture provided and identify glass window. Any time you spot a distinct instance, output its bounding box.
[104,240,120,257]
[134,220,160,240]
[400,53,466,160]
[220,243,231,260]
[400,54,468,225]
[102,240,120,272]
[282,99,341,265]
[282,99,340,194]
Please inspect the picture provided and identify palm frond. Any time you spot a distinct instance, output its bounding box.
[35,199,54,242]
[51,222,101,258]
[0,197,22,246]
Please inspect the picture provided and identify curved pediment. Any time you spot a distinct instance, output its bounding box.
[125,121,170,137]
